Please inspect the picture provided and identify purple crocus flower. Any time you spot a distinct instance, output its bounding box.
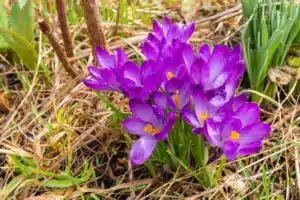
[83,46,128,92]
[123,101,176,165]
[142,16,195,61]
[161,50,187,89]
[203,102,271,161]
[84,46,162,100]
[152,74,192,111]
[190,44,245,108]
[218,93,248,114]
[119,60,162,100]
[181,87,218,133]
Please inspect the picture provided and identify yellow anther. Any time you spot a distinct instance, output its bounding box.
[166,72,175,80]
[200,112,208,121]
[173,90,180,108]
[229,130,240,141]
[144,124,161,135]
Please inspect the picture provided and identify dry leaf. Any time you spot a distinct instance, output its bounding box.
[268,67,294,85]
[25,194,64,200]
[0,92,12,113]
[224,16,241,30]
[268,67,292,85]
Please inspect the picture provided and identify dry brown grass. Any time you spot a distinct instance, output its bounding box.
[0,0,299,199]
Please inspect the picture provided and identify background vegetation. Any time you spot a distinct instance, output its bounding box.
[0,0,299,199]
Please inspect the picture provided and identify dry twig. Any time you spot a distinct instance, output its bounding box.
[80,0,109,57]
[78,178,153,195]
[195,4,242,24]
[55,0,74,57]
[38,19,78,78]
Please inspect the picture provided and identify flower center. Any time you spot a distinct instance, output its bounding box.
[166,72,175,80]
[200,112,208,121]
[229,130,240,141]
[144,124,161,135]
[173,90,180,108]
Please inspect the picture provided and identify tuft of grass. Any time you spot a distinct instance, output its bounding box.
[0,155,93,199]
[241,0,300,103]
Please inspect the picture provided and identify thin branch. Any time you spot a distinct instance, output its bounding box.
[80,0,109,59]
[55,0,74,57]
[113,0,121,36]
[38,19,78,78]
[195,4,242,24]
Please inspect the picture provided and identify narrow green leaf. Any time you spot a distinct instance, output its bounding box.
[18,0,28,9]
[190,134,206,169]
[20,156,37,168]
[238,160,259,198]
[0,28,38,70]
[0,1,8,49]
[241,0,256,19]
[0,175,25,199]
[42,179,74,188]
[10,0,34,43]
[166,149,202,183]
[261,18,269,47]
[262,166,270,200]
[152,141,174,168]
[0,2,7,28]
[280,21,300,66]
[144,160,157,179]
[95,92,126,120]
[257,30,284,83]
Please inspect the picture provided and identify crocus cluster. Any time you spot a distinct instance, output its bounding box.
[83,17,271,165]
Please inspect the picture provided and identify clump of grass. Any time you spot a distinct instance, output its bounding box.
[241,0,300,103]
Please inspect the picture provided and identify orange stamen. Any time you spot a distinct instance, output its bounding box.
[173,90,180,108]
[144,124,161,135]
[230,130,240,141]
[200,112,208,121]
[166,72,175,80]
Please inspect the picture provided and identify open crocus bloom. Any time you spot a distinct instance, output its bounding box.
[190,44,245,108]
[83,47,128,92]
[204,102,271,161]
[152,74,192,111]
[123,101,176,165]
[119,60,162,100]
[218,93,248,114]
[181,87,218,133]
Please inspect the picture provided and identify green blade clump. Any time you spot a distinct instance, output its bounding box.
[241,0,300,102]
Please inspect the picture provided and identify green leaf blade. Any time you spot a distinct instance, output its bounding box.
[10,0,34,43]
[0,28,38,70]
